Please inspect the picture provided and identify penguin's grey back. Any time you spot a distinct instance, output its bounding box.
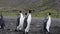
[0,14,5,26]
[17,17,20,26]
[43,16,48,29]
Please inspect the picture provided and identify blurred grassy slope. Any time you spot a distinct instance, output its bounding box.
[0,0,60,18]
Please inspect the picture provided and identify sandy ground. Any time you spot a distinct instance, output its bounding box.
[0,16,60,34]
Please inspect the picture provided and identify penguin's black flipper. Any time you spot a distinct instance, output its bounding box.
[1,20,5,29]
[23,13,28,29]
[23,21,27,29]
[16,17,20,26]
[14,17,20,32]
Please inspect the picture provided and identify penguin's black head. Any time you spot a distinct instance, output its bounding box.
[29,10,32,13]
[19,11,22,13]
[25,13,27,15]
[48,13,51,15]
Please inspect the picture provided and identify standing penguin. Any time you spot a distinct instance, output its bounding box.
[43,13,52,34]
[23,10,32,34]
[16,11,24,31]
[0,14,5,29]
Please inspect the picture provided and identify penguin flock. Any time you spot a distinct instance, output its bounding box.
[0,10,52,34]
[15,10,32,34]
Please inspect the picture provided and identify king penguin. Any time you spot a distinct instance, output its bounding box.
[16,11,24,31]
[23,10,32,34]
[43,13,52,34]
[0,13,5,29]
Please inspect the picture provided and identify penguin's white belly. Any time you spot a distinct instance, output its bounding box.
[25,16,31,32]
[46,17,51,32]
[20,18,24,26]
[46,20,51,28]
[17,17,24,30]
